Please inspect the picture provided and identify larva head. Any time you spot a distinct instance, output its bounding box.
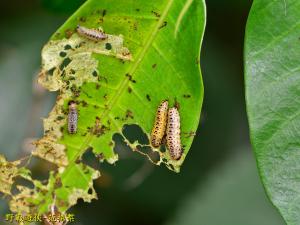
[68,100,77,109]
[76,25,83,33]
[160,100,169,111]
[76,25,90,38]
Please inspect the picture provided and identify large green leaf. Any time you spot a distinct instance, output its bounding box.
[24,0,206,213]
[245,0,300,224]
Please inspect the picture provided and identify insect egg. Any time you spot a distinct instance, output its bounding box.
[150,100,169,148]
[68,101,78,134]
[76,25,108,41]
[166,107,182,160]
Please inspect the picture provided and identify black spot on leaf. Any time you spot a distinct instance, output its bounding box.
[159,21,167,29]
[146,94,151,101]
[125,110,134,119]
[151,10,160,18]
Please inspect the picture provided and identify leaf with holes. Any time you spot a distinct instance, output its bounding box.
[245,0,300,224]
[28,0,206,213]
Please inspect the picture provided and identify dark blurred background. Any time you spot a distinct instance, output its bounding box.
[0,0,285,224]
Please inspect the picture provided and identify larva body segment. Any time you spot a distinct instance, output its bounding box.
[150,100,169,148]
[76,25,108,41]
[166,107,182,160]
[68,102,78,134]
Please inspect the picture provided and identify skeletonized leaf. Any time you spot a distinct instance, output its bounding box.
[0,155,23,196]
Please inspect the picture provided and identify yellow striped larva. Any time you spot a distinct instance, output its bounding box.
[150,100,169,148]
[76,25,108,41]
[68,101,78,134]
[166,107,182,160]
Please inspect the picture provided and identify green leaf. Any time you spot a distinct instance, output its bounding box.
[245,0,300,224]
[31,0,205,213]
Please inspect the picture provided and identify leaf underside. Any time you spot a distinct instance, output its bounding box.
[1,0,206,214]
[245,0,300,224]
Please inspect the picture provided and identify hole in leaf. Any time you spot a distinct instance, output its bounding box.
[105,43,112,50]
[136,145,160,164]
[59,57,72,70]
[11,177,34,195]
[92,71,98,77]
[159,144,166,153]
[162,158,168,163]
[28,157,57,181]
[112,133,133,159]
[122,124,149,145]
[64,44,72,50]
[168,164,175,171]
[59,51,67,57]
[81,147,100,170]
[47,67,56,76]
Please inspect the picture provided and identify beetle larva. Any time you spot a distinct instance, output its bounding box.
[68,101,78,134]
[166,107,182,160]
[76,25,108,41]
[150,100,169,148]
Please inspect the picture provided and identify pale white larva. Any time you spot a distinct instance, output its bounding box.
[166,107,182,160]
[150,100,169,148]
[68,101,78,134]
[76,25,108,41]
